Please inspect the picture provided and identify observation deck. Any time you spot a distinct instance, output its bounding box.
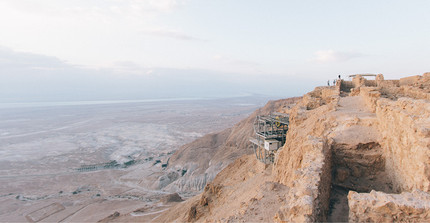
[249,112,289,164]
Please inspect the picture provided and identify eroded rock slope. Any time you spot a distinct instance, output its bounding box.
[158,73,430,222]
[152,97,300,194]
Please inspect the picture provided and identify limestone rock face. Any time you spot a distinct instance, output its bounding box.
[348,190,430,222]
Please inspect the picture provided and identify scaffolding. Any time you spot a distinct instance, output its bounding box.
[249,112,289,164]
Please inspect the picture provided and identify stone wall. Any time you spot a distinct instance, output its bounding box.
[274,88,337,222]
[378,80,399,88]
[400,75,421,86]
[340,76,381,92]
[359,87,381,112]
[277,74,430,221]
[274,136,332,222]
[376,98,430,192]
[401,86,430,100]
[302,86,339,110]
[348,190,430,222]
[357,79,430,192]
[340,80,354,92]
[352,76,365,87]
[364,79,377,87]
[331,142,392,193]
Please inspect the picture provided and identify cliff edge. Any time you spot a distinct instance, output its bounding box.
[157,73,430,222]
[152,97,300,194]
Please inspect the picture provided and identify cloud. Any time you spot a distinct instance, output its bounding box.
[127,0,186,13]
[0,47,68,70]
[0,48,314,103]
[2,0,186,16]
[313,50,364,63]
[213,54,260,67]
[212,54,262,74]
[110,60,155,76]
[142,28,205,41]
[0,47,244,102]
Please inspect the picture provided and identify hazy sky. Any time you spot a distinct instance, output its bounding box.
[1,0,429,102]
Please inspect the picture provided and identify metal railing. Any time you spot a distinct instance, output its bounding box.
[249,113,289,164]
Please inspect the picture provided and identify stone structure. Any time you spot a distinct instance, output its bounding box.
[274,73,430,222]
[348,190,430,222]
[156,73,430,222]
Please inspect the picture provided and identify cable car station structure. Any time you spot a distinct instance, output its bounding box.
[249,112,289,164]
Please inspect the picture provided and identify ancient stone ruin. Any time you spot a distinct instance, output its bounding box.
[157,73,430,222]
[274,73,430,222]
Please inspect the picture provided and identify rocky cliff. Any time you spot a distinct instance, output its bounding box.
[152,97,300,194]
[153,73,430,222]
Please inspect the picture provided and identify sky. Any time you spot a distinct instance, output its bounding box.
[0,0,429,102]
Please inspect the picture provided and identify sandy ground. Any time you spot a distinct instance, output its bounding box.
[0,97,267,222]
